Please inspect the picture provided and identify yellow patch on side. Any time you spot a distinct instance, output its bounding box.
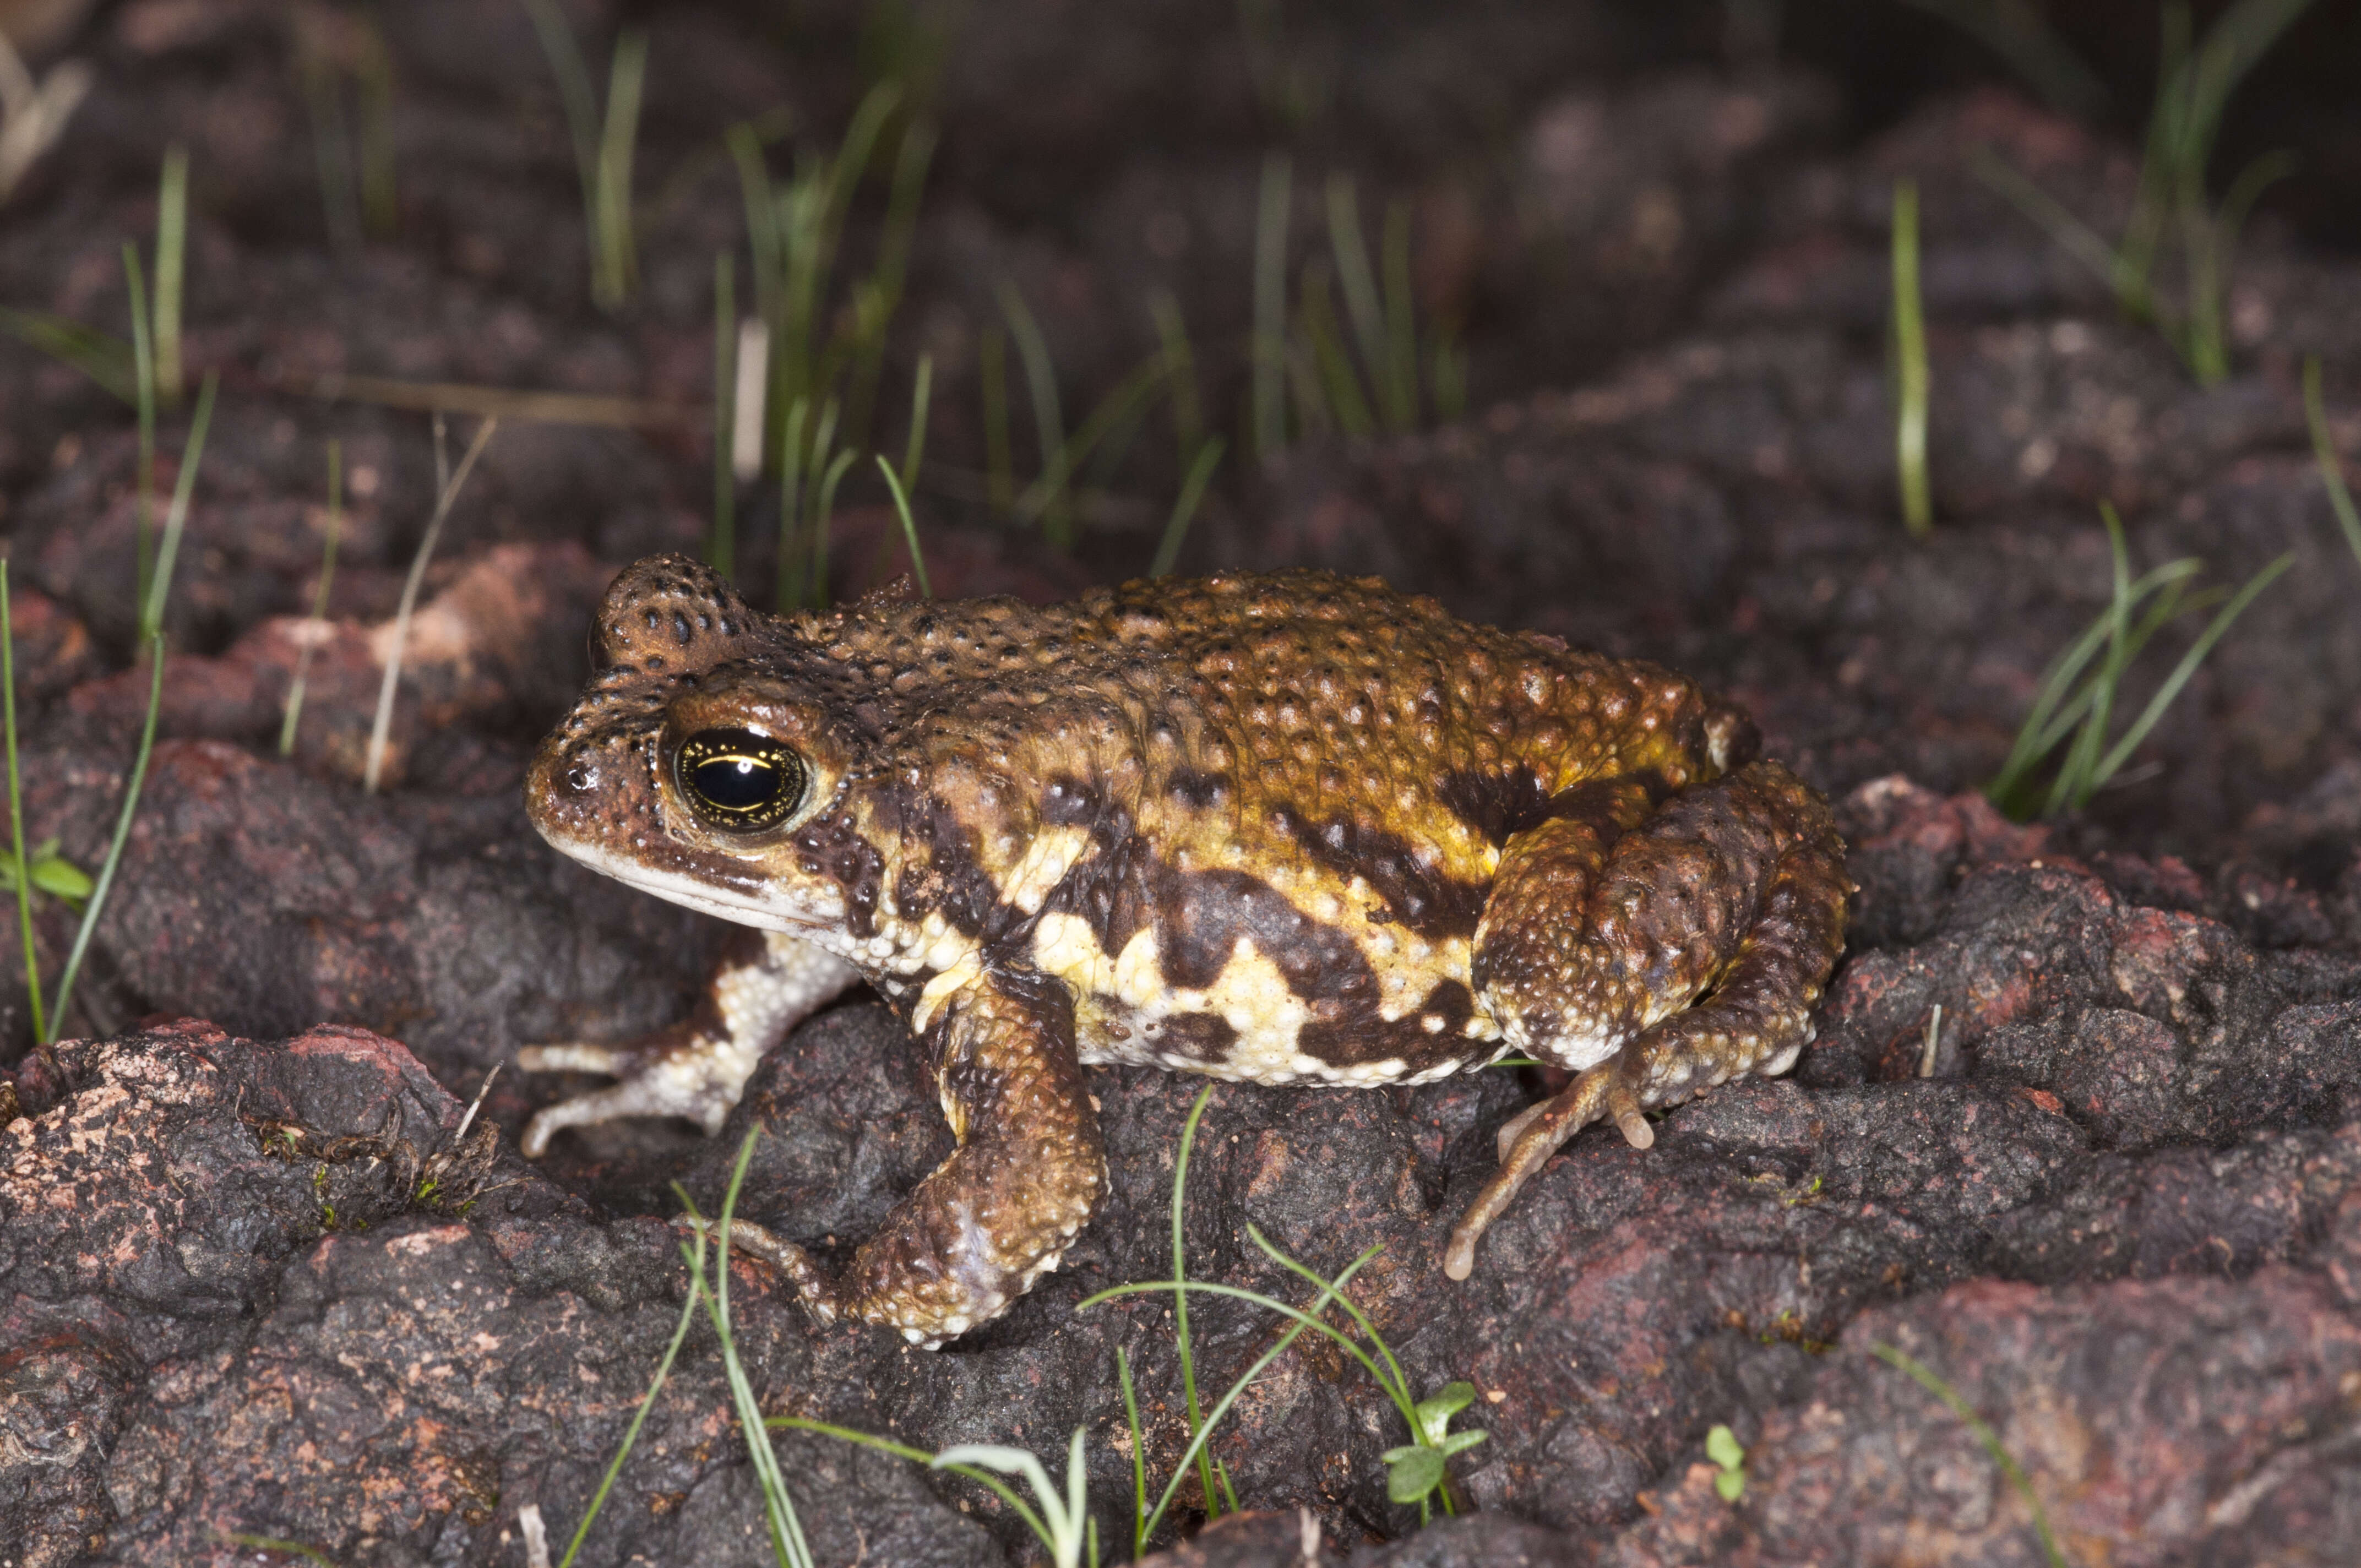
[1003,825,1095,916]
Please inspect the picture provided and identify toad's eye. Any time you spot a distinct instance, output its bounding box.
[675,728,804,831]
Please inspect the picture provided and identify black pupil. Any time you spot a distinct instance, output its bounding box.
[693,754,775,810]
[677,728,800,827]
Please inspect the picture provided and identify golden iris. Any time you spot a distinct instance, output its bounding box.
[675,728,804,830]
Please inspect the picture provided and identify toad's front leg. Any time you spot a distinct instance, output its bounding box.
[754,966,1106,1346]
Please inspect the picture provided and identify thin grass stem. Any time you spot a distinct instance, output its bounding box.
[365,415,497,793]
[154,145,186,407]
[1150,439,1225,578]
[1324,175,1387,402]
[2,564,44,1044]
[2085,550,2289,797]
[1892,177,1933,537]
[1169,1084,1222,1518]
[995,280,1069,541]
[1378,196,1418,431]
[124,245,156,614]
[280,439,343,755]
[875,458,931,600]
[1252,154,1291,463]
[140,370,216,642]
[553,1242,703,1568]
[899,352,933,493]
[710,252,737,578]
[591,31,646,311]
[1117,1346,1150,1556]
[355,21,397,237]
[1872,1344,2067,1568]
[763,1416,1052,1546]
[48,632,164,1042]
[1148,291,1203,463]
[2304,356,2361,570]
[980,326,1013,515]
[521,0,601,270]
[679,1130,815,1568]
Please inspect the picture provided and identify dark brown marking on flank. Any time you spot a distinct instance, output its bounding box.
[1297,978,1478,1074]
[1270,807,1486,940]
[1150,1012,1239,1061]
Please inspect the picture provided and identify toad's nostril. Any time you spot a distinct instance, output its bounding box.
[564,758,599,794]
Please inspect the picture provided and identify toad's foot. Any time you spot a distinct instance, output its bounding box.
[1450,761,1847,1280]
[519,932,857,1157]
[760,967,1105,1347]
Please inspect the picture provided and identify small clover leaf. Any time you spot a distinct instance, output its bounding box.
[1706,1423,1747,1503]
[1382,1445,1444,1506]
[1385,1382,1489,1511]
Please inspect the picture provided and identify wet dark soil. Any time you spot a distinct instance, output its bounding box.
[7,3,2361,1565]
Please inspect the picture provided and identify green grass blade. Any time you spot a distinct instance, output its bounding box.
[875,456,931,600]
[1891,177,1932,537]
[2181,0,2315,161]
[2083,551,2291,802]
[1244,1223,1413,1420]
[995,280,1067,536]
[553,1240,703,1568]
[774,399,809,610]
[809,448,856,607]
[1298,262,1375,440]
[685,1130,815,1568]
[1378,196,1419,430]
[1117,1347,1149,1556]
[355,22,398,237]
[728,123,783,339]
[155,145,187,406]
[1252,154,1291,464]
[125,243,156,608]
[1147,291,1203,462]
[140,370,216,643]
[1,564,45,1044]
[1014,349,1173,531]
[980,326,1013,515]
[48,633,165,1043]
[0,306,137,402]
[1892,0,2108,118]
[1150,439,1225,579]
[365,413,495,793]
[1169,1084,1221,1518]
[2304,356,2361,571]
[1971,146,2181,339]
[710,253,737,579]
[591,31,646,310]
[899,353,934,494]
[280,440,344,756]
[520,0,601,229]
[1872,1344,2066,1568]
[1084,1257,1389,1543]
[765,1417,1053,1547]
[1324,175,1388,402]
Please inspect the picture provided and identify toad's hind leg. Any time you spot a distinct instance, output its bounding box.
[1451,761,1847,1280]
[754,968,1106,1346]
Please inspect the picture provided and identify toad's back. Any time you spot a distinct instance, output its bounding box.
[825,571,1757,1087]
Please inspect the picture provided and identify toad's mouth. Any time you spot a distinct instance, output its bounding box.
[536,826,842,935]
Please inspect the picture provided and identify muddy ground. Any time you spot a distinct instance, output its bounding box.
[7,2,2361,1564]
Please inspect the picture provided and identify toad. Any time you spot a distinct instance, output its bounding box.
[520,559,1847,1344]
